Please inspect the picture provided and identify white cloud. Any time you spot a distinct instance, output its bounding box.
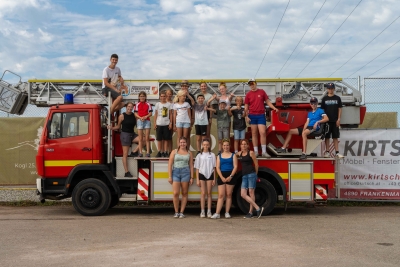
[160,0,194,13]
[0,0,399,83]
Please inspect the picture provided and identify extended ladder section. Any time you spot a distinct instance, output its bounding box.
[1,70,363,121]
[0,71,29,115]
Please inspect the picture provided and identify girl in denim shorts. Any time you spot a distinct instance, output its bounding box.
[237,139,264,219]
[168,136,194,218]
[173,90,191,146]
[134,91,152,157]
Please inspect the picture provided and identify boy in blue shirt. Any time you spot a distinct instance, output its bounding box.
[276,97,329,160]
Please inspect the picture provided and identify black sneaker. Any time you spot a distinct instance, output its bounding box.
[163,152,169,158]
[244,213,253,219]
[299,153,307,160]
[155,151,162,158]
[129,151,139,157]
[256,207,264,218]
[124,171,133,177]
[275,147,287,153]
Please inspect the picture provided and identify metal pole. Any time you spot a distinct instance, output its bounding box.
[107,92,111,164]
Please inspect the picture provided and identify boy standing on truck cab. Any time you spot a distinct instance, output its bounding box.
[102,54,125,115]
[244,78,278,158]
[154,91,173,157]
[321,83,344,159]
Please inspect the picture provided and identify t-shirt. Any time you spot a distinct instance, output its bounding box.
[307,108,326,127]
[134,102,152,121]
[245,89,269,115]
[231,107,246,131]
[320,95,342,122]
[102,66,121,88]
[194,103,209,125]
[173,102,191,123]
[194,152,216,179]
[216,108,230,128]
[185,93,196,108]
[155,102,172,126]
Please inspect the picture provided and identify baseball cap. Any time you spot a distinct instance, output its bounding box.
[326,83,335,89]
[219,100,227,104]
[310,97,318,103]
[247,78,256,84]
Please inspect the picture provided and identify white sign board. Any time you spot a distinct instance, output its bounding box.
[338,129,400,199]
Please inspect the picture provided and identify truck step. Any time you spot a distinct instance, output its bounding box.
[119,193,137,201]
[115,176,138,180]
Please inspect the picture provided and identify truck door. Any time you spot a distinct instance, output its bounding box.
[44,110,93,177]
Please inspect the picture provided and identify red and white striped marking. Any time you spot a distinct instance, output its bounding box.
[315,185,327,200]
[137,168,149,201]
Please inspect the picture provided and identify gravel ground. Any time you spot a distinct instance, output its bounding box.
[0,186,71,202]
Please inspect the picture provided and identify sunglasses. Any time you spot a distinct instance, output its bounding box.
[310,102,317,105]
[248,82,255,85]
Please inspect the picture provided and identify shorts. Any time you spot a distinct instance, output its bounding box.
[176,122,191,128]
[217,171,237,186]
[172,166,190,183]
[137,120,151,130]
[102,86,120,100]
[195,124,207,136]
[248,114,266,125]
[120,131,139,146]
[325,122,340,139]
[241,172,257,189]
[297,126,314,136]
[234,129,246,140]
[199,172,214,181]
[156,125,172,141]
[218,127,229,140]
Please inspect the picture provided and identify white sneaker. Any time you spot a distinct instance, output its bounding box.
[173,212,179,218]
[225,212,231,219]
[200,211,206,218]
[179,213,185,218]
[207,211,212,218]
[261,152,271,158]
[210,213,220,219]
[324,151,330,158]
[335,153,344,159]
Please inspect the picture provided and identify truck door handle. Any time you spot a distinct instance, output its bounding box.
[82,147,92,151]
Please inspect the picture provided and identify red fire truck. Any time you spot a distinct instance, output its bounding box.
[0,72,365,216]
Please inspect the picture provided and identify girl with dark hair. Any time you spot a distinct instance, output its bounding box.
[211,139,238,219]
[107,102,139,177]
[237,139,264,219]
[168,136,194,218]
[194,139,216,218]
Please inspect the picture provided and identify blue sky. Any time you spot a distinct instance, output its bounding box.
[1,0,400,81]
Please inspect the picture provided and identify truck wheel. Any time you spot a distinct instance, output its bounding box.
[109,194,119,209]
[235,178,277,216]
[72,178,111,216]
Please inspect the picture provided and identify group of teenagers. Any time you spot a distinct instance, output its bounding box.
[103,53,345,218]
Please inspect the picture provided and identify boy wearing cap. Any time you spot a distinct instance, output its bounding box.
[321,83,344,158]
[214,100,231,154]
[276,97,328,160]
[244,78,278,158]
[102,54,125,114]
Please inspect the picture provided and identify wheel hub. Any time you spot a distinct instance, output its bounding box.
[80,188,100,208]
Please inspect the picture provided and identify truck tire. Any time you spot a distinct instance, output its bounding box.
[235,178,277,216]
[109,194,119,209]
[72,178,111,216]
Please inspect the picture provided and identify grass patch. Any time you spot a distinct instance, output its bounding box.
[0,200,72,207]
